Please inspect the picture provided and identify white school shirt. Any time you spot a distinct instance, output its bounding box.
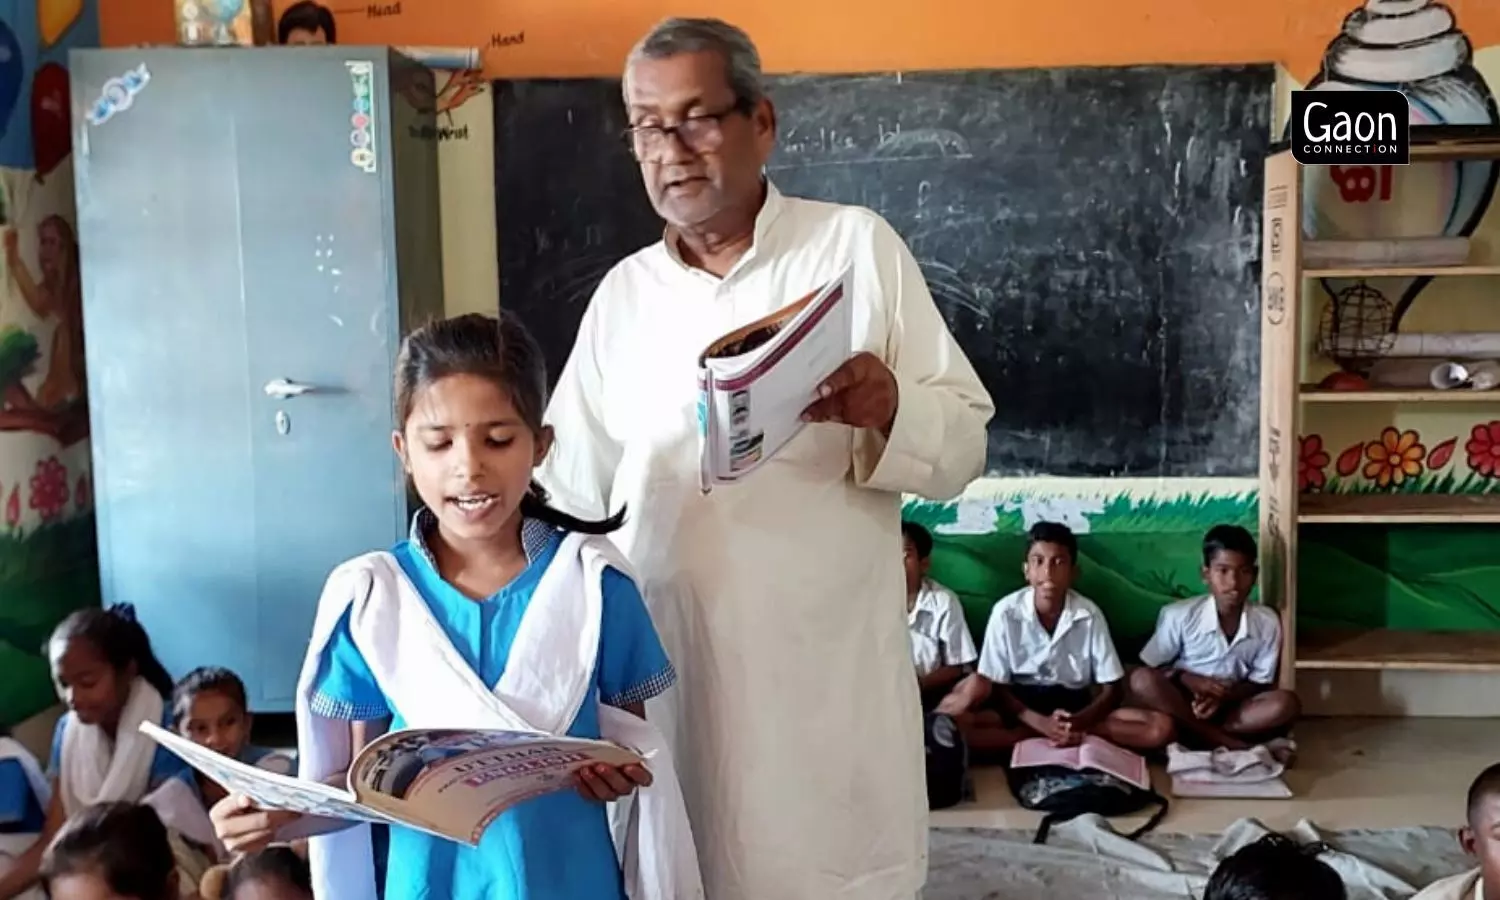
[1413,870,1483,900]
[539,181,994,900]
[977,588,1125,690]
[909,578,979,676]
[1139,595,1282,685]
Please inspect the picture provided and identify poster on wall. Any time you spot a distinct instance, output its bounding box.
[0,0,100,728]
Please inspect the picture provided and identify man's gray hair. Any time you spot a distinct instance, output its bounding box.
[624,17,766,108]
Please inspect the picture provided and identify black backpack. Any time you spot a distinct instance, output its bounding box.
[1005,764,1168,844]
[923,713,968,810]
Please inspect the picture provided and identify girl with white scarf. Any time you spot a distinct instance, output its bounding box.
[0,606,213,899]
[209,314,700,900]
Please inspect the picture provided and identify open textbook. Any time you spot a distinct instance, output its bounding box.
[697,262,854,491]
[1010,735,1151,791]
[139,721,646,846]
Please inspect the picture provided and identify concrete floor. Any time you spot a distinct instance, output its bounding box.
[932,717,1494,835]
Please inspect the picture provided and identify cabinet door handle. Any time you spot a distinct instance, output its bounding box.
[263,378,316,400]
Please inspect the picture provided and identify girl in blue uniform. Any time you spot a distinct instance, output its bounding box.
[210,313,677,900]
[0,606,202,899]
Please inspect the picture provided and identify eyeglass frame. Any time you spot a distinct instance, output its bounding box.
[621,98,755,162]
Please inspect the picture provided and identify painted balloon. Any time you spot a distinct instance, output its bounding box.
[31,63,70,181]
[0,20,23,141]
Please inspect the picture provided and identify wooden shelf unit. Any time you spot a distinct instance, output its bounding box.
[1259,136,1500,695]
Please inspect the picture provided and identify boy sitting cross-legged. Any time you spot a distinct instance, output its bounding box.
[937,521,1174,755]
[1127,525,1300,751]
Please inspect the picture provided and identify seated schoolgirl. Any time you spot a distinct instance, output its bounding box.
[0,606,213,899]
[39,801,181,900]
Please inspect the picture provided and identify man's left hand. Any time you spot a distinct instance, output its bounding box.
[803,352,898,434]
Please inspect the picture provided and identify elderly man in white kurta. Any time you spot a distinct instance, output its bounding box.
[539,17,995,900]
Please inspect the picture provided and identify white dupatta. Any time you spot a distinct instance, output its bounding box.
[296,532,703,900]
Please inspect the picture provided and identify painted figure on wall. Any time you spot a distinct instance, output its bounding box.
[0,0,101,731]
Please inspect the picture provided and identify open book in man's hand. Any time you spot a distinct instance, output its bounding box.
[139,721,647,846]
[696,262,853,492]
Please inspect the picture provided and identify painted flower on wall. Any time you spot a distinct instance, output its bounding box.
[1299,435,1330,491]
[1364,427,1425,488]
[1467,422,1500,478]
[1336,442,1363,477]
[1430,437,1457,470]
[28,456,68,521]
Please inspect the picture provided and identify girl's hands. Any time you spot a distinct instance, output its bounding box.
[574,763,653,803]
[210,793,304,854]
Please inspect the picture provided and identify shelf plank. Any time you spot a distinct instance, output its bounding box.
[1300,386,1500,403]
[1298,493,1500,523]
[1411,141,1500,162]
[1297,629,1500,671]
[1302,264,1500,278]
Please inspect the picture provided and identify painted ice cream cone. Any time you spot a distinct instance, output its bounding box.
[1301,0,1499,325]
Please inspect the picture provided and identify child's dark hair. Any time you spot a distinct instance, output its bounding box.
[1466,761,1500,825]
[223,846,313,899]
[394,313,625,535]
[1203,524,1259,568]
[49,605,174,700]
[40,802,176,900]
[901,521,933,560]
[1203,833,1345,900]
[173,666,248,725]
[1026,521,1078,564]
[277,0,336,43]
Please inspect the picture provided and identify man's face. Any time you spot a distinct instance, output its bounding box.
[623,50,775,231]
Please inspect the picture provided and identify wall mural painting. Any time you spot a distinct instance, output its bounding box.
[0,0,101,728]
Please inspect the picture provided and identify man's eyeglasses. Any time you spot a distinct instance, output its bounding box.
[622,101,749,163]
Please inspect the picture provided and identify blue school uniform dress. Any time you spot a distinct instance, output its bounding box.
[0,752,44,833]
[310,513,677,900]
[47,706,198,794]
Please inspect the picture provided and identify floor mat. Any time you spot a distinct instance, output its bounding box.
[927,816,1473,899]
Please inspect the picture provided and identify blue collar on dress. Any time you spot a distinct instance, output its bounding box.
[407,508,557,569]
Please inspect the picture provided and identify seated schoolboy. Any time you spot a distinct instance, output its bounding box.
[1128,525,1300,751]
[937,521,1174,754]
[1412,762,1500,900]
[1203,833,1346,900]
[173,668,295,810]
[902,522,978,710]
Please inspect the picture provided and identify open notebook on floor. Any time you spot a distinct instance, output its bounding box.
[1166,743,1294,799]
[1010,736,1151,791]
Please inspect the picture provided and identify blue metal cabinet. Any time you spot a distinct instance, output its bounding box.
[70,47,443,710]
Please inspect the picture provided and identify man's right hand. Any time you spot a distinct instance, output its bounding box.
[211,793,304,854]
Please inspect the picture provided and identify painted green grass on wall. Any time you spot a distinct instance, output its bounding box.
[0,515,100,726]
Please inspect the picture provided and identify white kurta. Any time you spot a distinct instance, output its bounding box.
[539,182,994,900]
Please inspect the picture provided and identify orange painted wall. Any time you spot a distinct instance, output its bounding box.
[98,1,1500,82]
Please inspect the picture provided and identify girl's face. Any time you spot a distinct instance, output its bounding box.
[47,873,131,900]
[178,688,251,758]
[393,373,550,546]
[50,637,132,727]
[231,876,314,900]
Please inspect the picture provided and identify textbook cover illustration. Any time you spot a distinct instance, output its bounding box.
[696,262,854,491]
[140,722,646,846]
